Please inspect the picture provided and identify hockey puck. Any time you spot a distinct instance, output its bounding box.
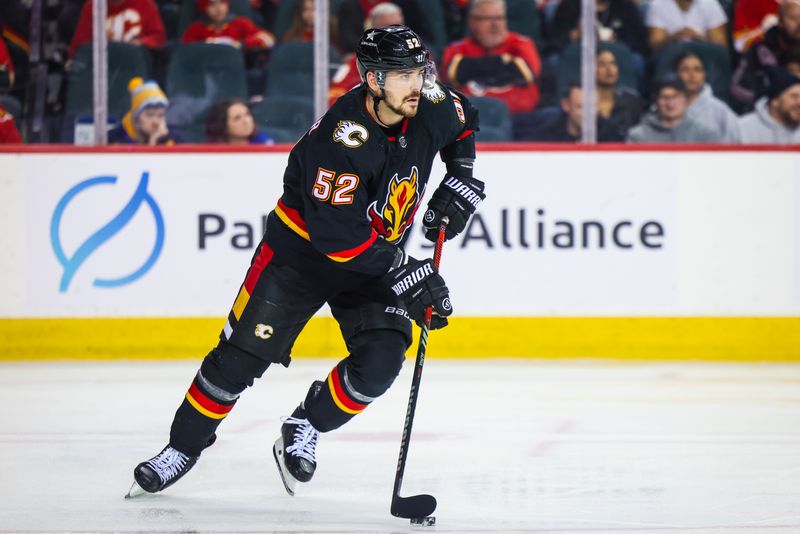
[410,516,436,526]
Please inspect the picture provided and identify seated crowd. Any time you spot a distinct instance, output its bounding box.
[0,0,798,144]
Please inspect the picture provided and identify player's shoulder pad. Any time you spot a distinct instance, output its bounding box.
[330,118,371,149]
[306,92,376,152]
[420,80,448,105]
[421,81,477,130]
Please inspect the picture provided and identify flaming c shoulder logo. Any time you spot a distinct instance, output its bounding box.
[333,120,368,148]
[367,166,422,243]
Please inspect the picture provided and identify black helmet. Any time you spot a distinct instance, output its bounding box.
[356,25,433,85]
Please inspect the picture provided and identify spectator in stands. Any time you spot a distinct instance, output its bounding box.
[738,67,800,143]
[596,48,646,139]
[674,51,740,142]
[108,77,179,145]
[548,0,649,57]
[280,0,339,46]
[182,0,275,49]
[337,0,433,55]
[0,103,22,143]
[731,0,800,113]
[328,2,403,106]
[205,98,274,144]
[0,37,14,92]
[628,75,721,142]
[519,83,624,141]
[441,0,542,115]
[442,0,470,43]
[0,1,30,50]
[1,0,29,97]
[68,0,166,58]
[253,0,280,33]
[783,45,800,77]
[733,0,780,53]
[646,0,728,52]
[282,0,314,43]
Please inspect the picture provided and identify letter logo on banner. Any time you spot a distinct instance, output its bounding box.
[50,171,165,292]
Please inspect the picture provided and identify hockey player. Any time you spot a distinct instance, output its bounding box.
[128,25,485,497]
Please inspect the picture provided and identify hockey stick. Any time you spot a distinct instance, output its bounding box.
[390,216,448,522]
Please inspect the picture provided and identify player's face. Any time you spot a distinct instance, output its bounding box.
[677,55,705,96]
[136,106,166,137]
[226,102,255,141]
[381,68,425,118]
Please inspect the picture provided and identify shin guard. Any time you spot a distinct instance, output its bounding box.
[169,368,239,456]
[306,359,372,432]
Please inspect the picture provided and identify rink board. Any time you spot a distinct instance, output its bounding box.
[0,147,799,360]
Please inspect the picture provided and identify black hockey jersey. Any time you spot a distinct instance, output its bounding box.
[268,81,479,276]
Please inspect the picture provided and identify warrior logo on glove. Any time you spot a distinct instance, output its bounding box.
[423,175,486,242]
[390,261,434,295]
[385,257,452,330]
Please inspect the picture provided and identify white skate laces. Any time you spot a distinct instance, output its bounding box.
[146,446,189,483]
[282,416,319,463]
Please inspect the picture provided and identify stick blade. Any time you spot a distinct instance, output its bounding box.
[391,494,437,519]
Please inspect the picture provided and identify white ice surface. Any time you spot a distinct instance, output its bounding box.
[1,359,799,533]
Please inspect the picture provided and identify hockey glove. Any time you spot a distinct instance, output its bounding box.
[423,175,485,242]
[385,257,452,330]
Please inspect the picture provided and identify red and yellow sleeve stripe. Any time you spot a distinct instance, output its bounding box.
[274,199,378,263]
[325,232,378,263]
[275,199,310,241]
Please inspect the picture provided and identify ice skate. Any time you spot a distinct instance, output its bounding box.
[125,435,216,498]
[273,406,320,496]
[126,445,198,497]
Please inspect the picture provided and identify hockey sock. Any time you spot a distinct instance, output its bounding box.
[306,359,372,432]
[169,342,270,455]
[305,329,406,432]
[169,368,239,456]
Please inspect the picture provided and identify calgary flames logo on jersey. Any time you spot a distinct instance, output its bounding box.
[333,120,368,148]
[367,167,422,243]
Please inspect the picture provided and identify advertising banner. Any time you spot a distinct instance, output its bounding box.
[1,149,798,360]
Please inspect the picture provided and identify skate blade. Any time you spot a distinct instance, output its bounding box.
[272,437,298,496]
[124,480,147,499]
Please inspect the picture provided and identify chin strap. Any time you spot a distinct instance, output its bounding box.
[371,87,390,127]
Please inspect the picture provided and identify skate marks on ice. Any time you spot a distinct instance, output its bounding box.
[0,360,799,533]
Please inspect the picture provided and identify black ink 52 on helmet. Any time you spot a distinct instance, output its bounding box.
[356,25,435,87]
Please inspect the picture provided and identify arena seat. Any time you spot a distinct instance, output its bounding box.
[251,95,315,141]
[557,41,638,98]
[506,0,543,49]
[471,96,513,141]
[176,0,255,38]
[653,41,732,102]
[265,41,340,98]
[166,43,247,141]
[65,42,152,119]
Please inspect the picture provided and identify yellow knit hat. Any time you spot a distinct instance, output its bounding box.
[128,77,168,119]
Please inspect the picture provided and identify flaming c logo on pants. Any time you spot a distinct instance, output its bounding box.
[367,166,422,243]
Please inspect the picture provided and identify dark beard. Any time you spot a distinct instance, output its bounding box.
[776,105,800,128]
[384,93,421,118]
